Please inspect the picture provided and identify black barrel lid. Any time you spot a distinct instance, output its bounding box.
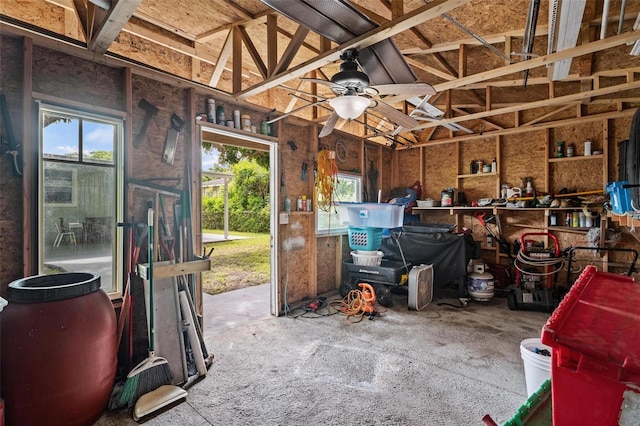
[7,272,101,303]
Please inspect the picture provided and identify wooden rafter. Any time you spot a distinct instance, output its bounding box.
[238,25,267,79]
[271,25,309,76]
[210,30,233,86]
[87,0,142,53]
[522,103,577,126]
[452,107,503,130]
[267,14,277,76]
[434,29,640,93]
[416,79,640,131]
[232,26,242,93]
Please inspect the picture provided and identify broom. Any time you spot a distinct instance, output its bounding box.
[118,206,172,407]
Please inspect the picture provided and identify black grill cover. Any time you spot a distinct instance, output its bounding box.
[380,231,480,288]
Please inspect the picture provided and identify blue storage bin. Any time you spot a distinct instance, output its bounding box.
[606,181,632,214]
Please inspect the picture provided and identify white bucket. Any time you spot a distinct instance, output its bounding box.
[520,338,552,396]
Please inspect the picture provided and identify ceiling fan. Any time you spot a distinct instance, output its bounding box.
[273,49,436,138]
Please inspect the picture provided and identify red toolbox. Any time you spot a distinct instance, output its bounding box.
[541,265,640,425]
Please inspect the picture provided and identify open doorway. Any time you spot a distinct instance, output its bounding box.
[200,125,279,316]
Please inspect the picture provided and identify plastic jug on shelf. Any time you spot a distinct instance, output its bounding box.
[506,187,522,199]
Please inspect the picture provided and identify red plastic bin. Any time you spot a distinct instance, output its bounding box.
[541,265,640,425]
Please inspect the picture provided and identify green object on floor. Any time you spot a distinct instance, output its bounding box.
[504,378,552,426]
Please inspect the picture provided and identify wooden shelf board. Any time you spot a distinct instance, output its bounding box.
[548,154,604,162]
[458,172,498,178]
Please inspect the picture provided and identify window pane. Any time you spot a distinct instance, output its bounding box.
[316,173,361,233]
[42,113,79,161]
[83,120,115,164]
[39,105,122,296]
[43,162,116,292]
[44,167,76,206]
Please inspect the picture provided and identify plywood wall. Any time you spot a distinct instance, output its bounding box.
[0,36,25,291]
[33,45,124,110]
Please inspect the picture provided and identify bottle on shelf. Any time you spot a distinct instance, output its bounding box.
[491,158,497,173]
[206,98,216,122]
[301,195,307,211]
[524,177,533,196]
[556,141,564,158]
[584,138,592,156]
[216,105,225,125]
[572,211,580,227]
[261,119,270,136]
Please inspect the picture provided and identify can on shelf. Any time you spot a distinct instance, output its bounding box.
[241,114,252,131]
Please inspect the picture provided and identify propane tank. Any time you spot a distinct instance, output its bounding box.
[467,264,495,302]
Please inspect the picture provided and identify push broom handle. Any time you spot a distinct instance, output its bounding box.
[148,207,155,353]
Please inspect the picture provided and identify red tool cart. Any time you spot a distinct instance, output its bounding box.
[508,232,564,313]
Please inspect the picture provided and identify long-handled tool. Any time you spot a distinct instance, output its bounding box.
[131,207,188,420]
[113,218,148,375]
[118,207,172,408]
[473,210,510,255]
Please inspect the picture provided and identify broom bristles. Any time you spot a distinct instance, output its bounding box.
[118,353,172,408]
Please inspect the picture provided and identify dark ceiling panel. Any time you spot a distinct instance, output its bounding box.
[261,0,416,85]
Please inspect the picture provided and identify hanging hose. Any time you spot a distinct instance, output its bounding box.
[316,149,338,212]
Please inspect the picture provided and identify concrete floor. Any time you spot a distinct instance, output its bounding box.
[97,284,551,425]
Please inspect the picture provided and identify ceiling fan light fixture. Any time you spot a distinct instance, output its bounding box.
[330,96,370,120]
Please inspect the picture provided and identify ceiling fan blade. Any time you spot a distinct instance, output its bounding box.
[367,83,436,96]
[319,111,340,138]
[370,101,419,130]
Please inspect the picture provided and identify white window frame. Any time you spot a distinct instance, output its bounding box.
[38,102,124,296]
[315,172,362,236]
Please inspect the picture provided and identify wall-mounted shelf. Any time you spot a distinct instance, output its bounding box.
[457,172,499,179]
[548,154,604,163]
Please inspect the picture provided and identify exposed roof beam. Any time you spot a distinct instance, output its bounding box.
[271,25,309,76]
[210,30,233,86]
[195,14,268,43]
[238,25,267,79]
[403,26,550,55]
[237,0,473,99]
[415,79,640,131]
[133,10,197,41]
[433,29,640,93]
[88,0,142,54]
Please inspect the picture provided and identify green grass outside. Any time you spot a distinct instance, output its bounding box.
[202,230,271,295]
